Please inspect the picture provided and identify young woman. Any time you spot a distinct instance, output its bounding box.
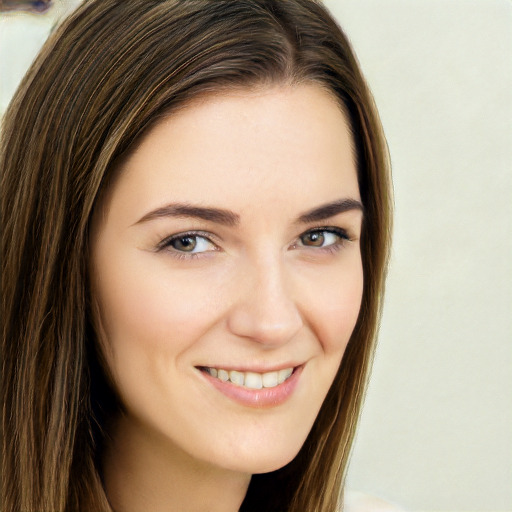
[1,1,392,511]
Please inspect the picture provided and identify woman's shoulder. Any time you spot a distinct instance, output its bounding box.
[342,490,405,512]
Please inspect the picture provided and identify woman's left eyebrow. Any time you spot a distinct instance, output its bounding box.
[295,198,364,224]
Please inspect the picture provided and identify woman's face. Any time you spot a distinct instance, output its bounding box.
[90,84,363,475]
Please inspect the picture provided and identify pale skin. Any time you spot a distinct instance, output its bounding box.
[89,84,364,512]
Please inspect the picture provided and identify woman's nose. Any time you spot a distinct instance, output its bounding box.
[226,257,303,347]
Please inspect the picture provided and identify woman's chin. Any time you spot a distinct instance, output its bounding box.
[217,445,301,476]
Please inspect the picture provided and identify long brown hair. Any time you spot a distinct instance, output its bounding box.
[1,1,392,510]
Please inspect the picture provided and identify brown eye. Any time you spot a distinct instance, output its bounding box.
[162,233,217,255]
[171,236,197,252]
[301,231,325,247]
[296,229,349,250]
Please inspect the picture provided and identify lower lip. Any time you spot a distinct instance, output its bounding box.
[199,366,303,408]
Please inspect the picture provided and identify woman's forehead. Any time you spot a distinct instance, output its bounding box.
[102,84,359,227]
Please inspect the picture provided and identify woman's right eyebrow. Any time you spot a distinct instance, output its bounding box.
[133,203,240,227]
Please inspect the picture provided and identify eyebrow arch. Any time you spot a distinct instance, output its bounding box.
[134,203,240,227]
[295,198,364,224]
[134,198,363,228]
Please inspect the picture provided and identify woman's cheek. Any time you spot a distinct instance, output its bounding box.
[306,261,363,355]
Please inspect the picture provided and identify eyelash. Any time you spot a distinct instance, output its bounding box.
[157,227,351,260]
[295,226,351,254]
[157,230,218,260]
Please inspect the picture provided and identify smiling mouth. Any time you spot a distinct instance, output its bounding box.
[197,366,294,390]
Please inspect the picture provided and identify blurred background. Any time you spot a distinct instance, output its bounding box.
[1,1,511,510]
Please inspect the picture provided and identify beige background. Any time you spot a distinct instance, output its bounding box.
[323,1,512,510]
[1,1,511,510]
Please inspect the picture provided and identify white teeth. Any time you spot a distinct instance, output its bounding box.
[229,370,244,386]
[203,366,294,389]
[278,368,293,384]
[244,372,263,389]
[262,371,278,388]
[217,369,229,382]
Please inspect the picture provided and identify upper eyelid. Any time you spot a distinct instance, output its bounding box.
[304,225,348,234]
[300,225,352,239]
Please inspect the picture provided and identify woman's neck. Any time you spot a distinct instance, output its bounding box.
[102,415,251,512]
